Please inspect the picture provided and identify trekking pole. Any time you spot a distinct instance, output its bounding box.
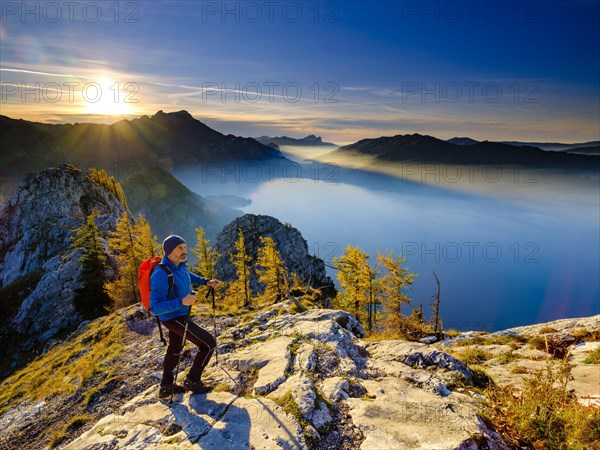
[206,286,218,365]
[170,303,192,403]
[205,285,240,394]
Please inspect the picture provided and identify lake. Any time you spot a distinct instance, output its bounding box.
[175,147,600,331]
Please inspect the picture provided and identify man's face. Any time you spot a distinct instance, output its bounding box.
[168,243,187,264]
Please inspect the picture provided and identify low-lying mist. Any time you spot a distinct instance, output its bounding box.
[174,151,599,331]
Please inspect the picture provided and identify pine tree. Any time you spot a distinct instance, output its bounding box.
[407,303,427,337]
[378,251,416,335]
[227,228,252,308]
[111,176,128,208]
[87,168,127,207]
[256,236,288,303]
[366,265,382,332]
[192,226,220,280]
[71,210,111,319]
[191,226,223,308]
[105,213,160,309]
[430,271,443,339]
[133,215,161,258]
[289,272,305,292]
[333,245,372,326]
[104,212,136,308]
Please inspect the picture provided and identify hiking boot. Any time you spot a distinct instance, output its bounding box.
[158,383,186,399]
[183,378,212,394]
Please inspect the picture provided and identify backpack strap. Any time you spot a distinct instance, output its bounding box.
[153,263,174,347]
[157,264,174,294]
[155,316,167,347]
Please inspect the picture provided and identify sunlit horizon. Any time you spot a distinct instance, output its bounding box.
[2,1,599,145]
[2,103,599,146]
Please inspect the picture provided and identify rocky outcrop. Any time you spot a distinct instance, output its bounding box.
[0,164,125,374]
[4,297,598,450]
[215,214,334,293]
[1,302,597,450]
[26,300,507,450]
[492,315,600,337]
[440,314,600,407]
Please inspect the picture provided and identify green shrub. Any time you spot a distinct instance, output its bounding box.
[484,360,600,449]
[528,335,548,352]
[49,414,91,448]
[572,328,600,342]
[451,334,487,348]
[495,351,519,365]
[471,367,495,389]
[445,329,461,338]
[272,391,316,447]
[510,365,529,374]
[290,301,308,314]
[453,347,493,365]
[538,326,559,334]
[583,346,600,365]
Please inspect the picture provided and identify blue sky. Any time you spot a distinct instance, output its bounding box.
[1,0,599,143]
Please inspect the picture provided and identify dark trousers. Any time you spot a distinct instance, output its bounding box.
[160,315,216,385]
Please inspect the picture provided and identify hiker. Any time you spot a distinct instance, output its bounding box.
[150,235,220,398]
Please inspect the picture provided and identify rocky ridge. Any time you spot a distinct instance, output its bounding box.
[47,299,506,450]
[215,214,334,293]
[0,164,125,374]
[1,299,598,450]
[0,111,286,198]
[439,314,600,407]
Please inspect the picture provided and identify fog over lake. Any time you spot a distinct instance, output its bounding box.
[176,146,599,331]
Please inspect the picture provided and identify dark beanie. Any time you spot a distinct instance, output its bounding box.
[163,235,186,256]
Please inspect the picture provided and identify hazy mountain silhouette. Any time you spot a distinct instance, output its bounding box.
[122,167,240,245]
[500,140,600,151]
[334,133,599,168]
[0,111,285,196]
[559,145,600,156]
[255,134,337,147]
[0,115,69,194]
[447,137,479,145]
[449,135,599,152]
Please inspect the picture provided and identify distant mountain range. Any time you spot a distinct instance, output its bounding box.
[334,133,599,168]
[448,136,600,153]
[558,146,600,156]
[2,111,598,199]
[254,134,337,147]
[501,140,599,152]
[0,110,285,196]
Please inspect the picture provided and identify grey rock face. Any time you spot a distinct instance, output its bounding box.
[4,300,598,449]
[0,165,125,359]
[51,301,506,450]
[214,214,333,293]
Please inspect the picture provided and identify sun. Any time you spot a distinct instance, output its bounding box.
[83,77,136,116]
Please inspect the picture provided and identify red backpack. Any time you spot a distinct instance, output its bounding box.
[138,256,174,346]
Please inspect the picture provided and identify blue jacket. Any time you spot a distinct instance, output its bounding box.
[149,256,207,321]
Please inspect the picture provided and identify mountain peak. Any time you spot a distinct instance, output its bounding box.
[447,137,480,145]
[172,109,195,120]
[152,109,195,120]
[0,112,285,195]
